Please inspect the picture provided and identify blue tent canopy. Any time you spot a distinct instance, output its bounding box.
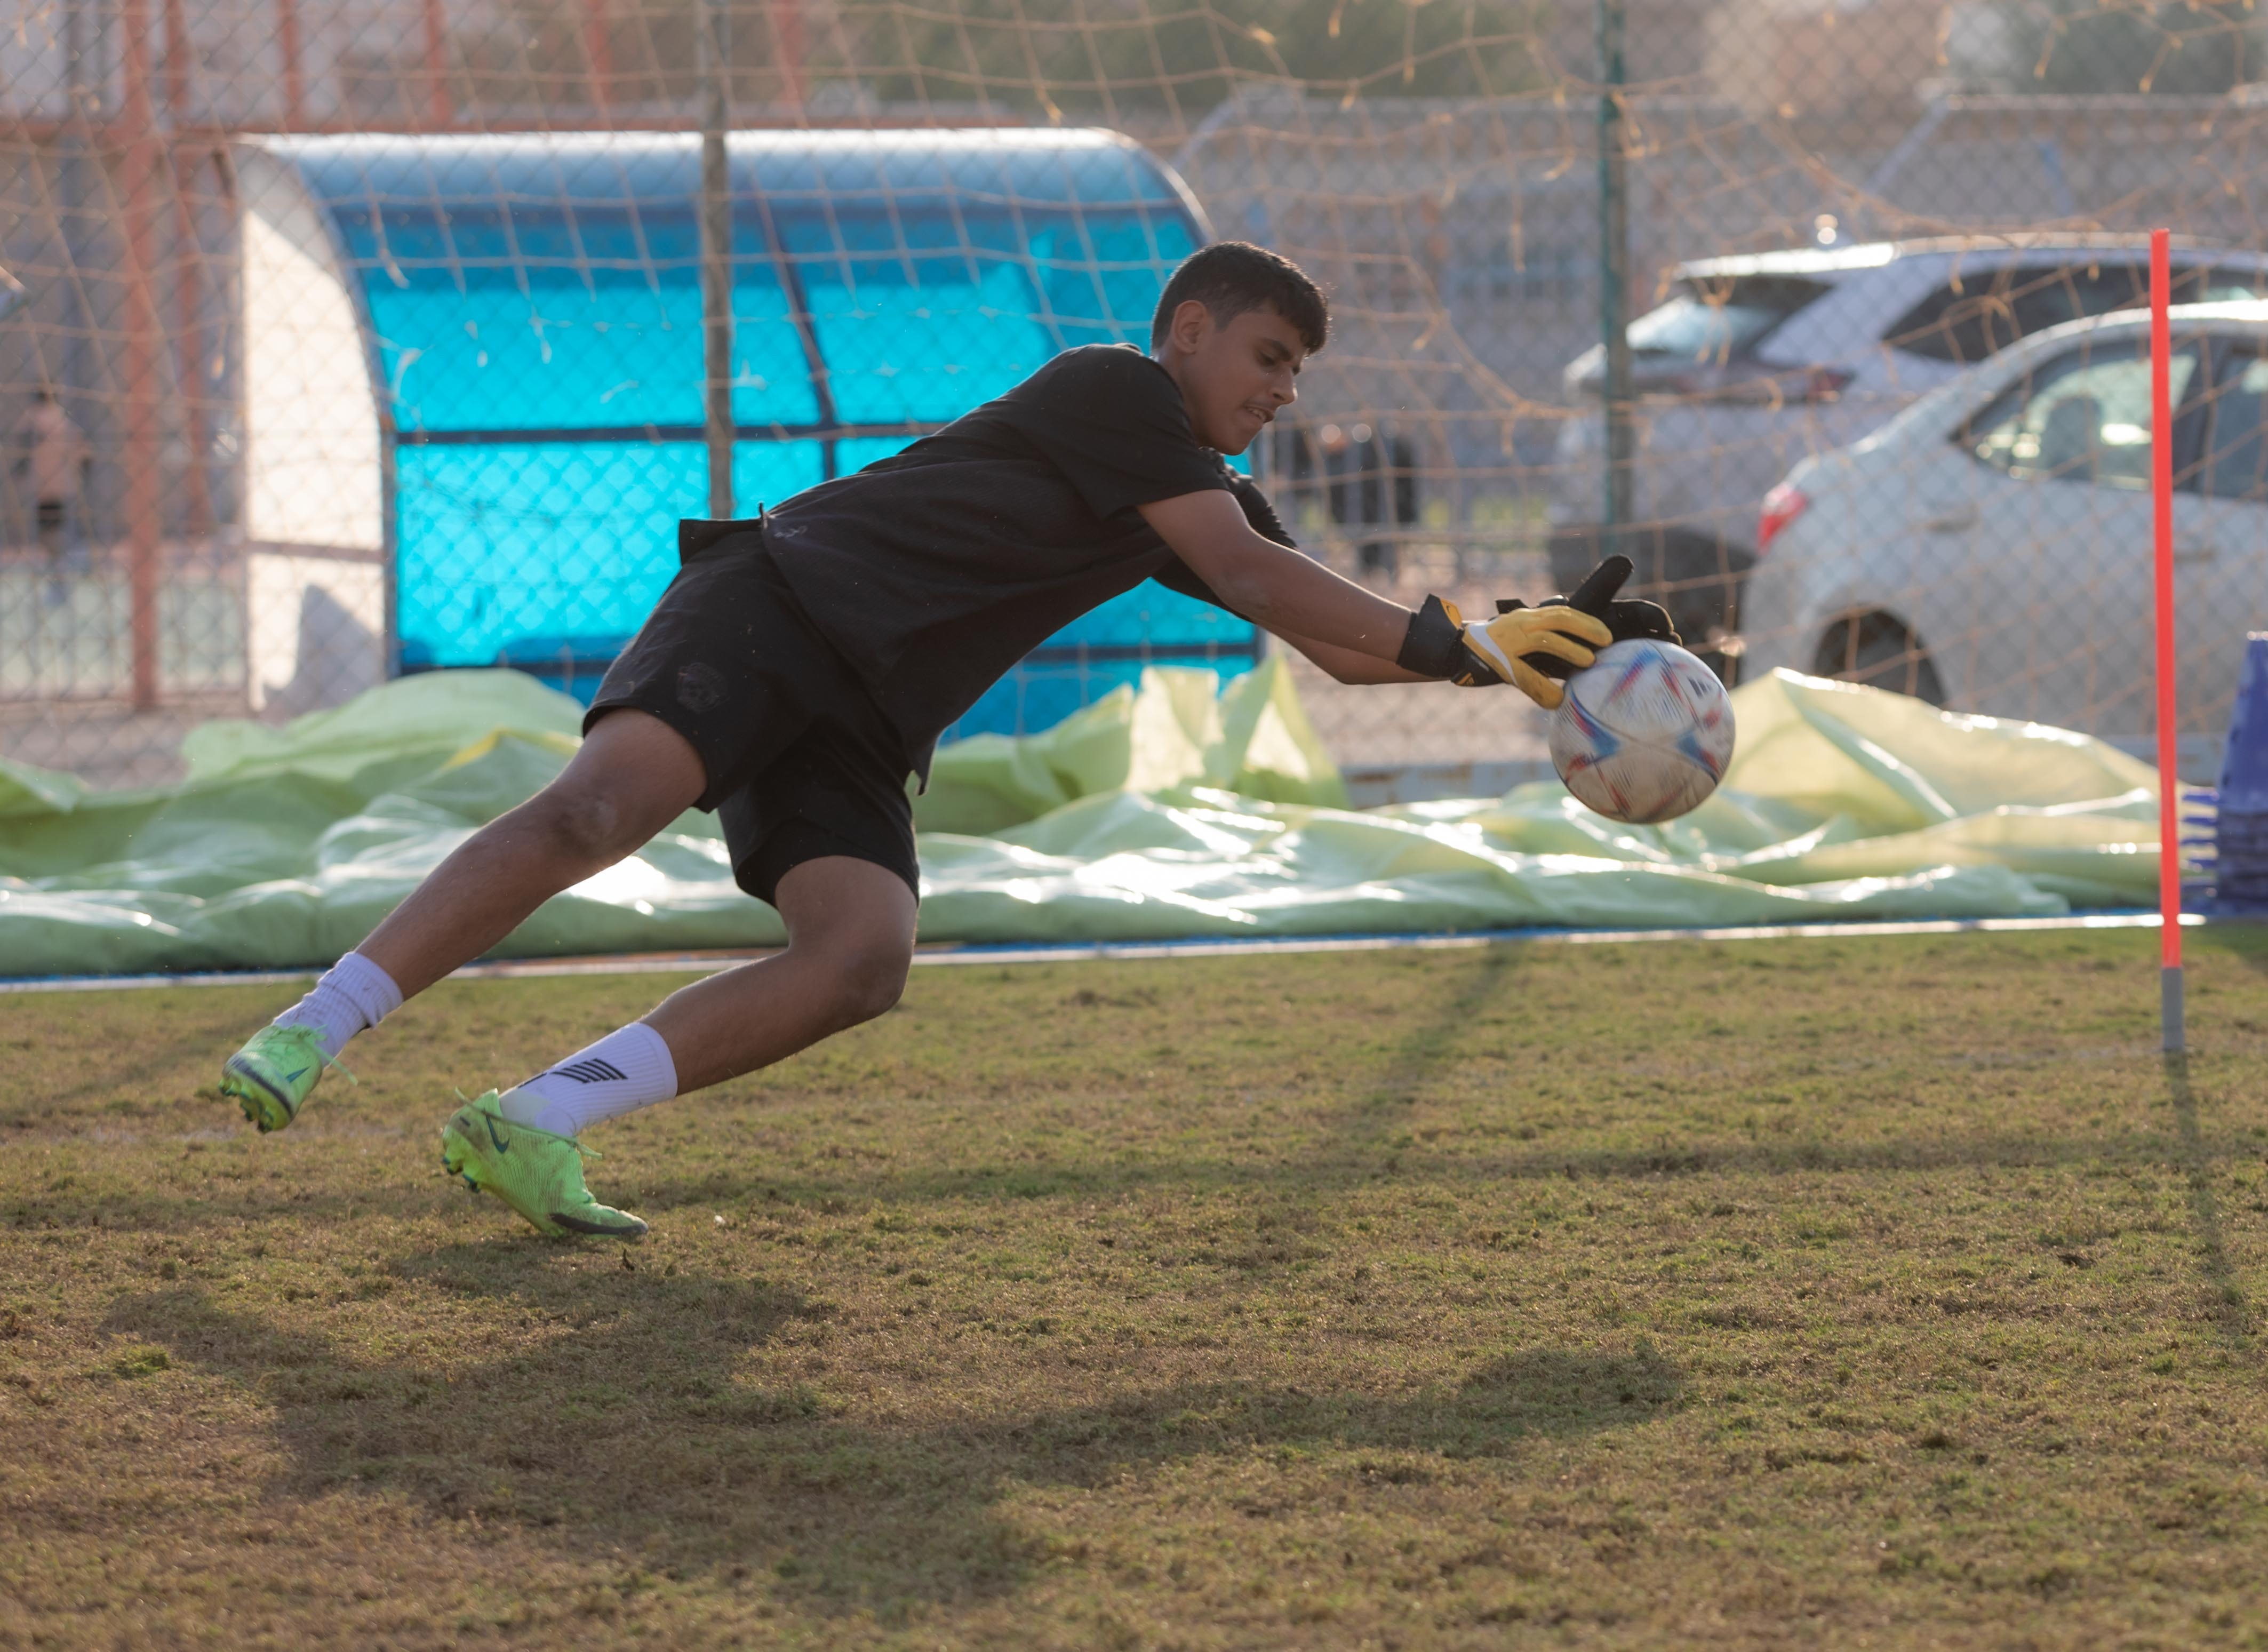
[265,131,1253,736]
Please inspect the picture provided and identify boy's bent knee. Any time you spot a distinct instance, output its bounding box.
[817,937,912,1026]
[516,711,707,866]
[773,856,919,1027]
[522,782,648,866]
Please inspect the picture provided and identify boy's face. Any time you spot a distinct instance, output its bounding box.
[1159,300,1306,454]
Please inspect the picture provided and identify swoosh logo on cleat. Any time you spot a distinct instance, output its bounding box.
[229,1064,290,1111]
[483,1116,510,1154]
[553,1208,646,1237]
[279,1067,309,1084]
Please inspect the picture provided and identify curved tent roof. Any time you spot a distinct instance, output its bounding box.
[244,131,1248,732]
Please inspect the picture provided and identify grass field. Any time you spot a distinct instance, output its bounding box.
[5,928,2268,1649]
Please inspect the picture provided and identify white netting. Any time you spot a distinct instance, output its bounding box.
[2,0,2262,791]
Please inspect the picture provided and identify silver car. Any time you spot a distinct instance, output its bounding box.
[1736,299,2268,744]
[1549,238,2268,662]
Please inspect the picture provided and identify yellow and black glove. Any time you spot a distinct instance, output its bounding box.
[1456,600,1611,707]
[1394,555,1679,711]
[1510,555,1680,687]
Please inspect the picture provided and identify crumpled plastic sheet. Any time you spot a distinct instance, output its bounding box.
[0,657,2167,976]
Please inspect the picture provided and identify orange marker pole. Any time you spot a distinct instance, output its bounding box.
[2151,228,2184,1053]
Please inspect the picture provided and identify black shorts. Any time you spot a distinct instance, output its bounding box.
[585,526,919,906]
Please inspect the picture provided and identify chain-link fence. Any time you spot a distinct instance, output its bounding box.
[2,0,2263,793]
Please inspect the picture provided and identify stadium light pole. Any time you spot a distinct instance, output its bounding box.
[1594,0,1634,552]
[698,0,734,519]
[2150,227,2184,1054]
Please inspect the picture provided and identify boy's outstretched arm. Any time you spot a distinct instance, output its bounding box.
[1138,488,1413,664]
[1270,629,1432,684]
[1137,488,1613,707]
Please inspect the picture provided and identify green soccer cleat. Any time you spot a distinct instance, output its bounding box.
[438,1091,648,1241]
[219,1023,344,1134]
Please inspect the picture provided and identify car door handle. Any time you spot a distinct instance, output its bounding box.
[2174,543,2219,564]
[1922,506,1978,533]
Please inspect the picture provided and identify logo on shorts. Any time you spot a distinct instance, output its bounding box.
[675,662,728,714]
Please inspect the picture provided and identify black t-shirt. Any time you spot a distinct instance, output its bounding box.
[758,344,1291,777]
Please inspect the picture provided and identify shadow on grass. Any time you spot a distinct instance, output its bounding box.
[20,1121,2245,1239]
[625,1123,2256,1218]
[626,941,1531,1222]
[1327,943,1526,1150]
[104,1251,1680,1616]
[2164,1051,2251,1343]
[617,941,2257,1219]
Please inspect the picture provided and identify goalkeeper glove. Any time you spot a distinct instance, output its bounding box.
[1397,555,1679,710]
[1505,553,1680,687]
[1454,601,1610,708]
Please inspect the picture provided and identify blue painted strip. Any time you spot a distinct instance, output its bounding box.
[0,910,2211,995]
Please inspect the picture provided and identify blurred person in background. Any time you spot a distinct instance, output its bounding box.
[14,388,91,599]
[1289,420,1417,580]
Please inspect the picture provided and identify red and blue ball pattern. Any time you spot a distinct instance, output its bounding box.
[1548,639,1736,824]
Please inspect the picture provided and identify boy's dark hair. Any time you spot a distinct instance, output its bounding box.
[1149,242,1328,355]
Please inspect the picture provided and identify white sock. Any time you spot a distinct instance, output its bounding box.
[273,952,403,1062]
[498,1021,678,1138]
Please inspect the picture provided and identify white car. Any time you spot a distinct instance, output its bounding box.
[1548,238,2268,658]
[1736,299,2268,743]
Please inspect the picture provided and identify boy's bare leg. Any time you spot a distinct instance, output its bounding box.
[356,709,708,998]
[644,854,919,1092]
[458,856,914,1157]
[440,856,916,1240]
[221,708,708,1134]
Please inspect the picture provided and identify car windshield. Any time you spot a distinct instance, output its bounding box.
[1627,275,1830,363]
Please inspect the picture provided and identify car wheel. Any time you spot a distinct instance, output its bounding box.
[1812,612,1945,705]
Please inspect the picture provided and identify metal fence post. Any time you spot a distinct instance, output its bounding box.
[1595,0,1633,549]
[118,0,166,709]
[698,0,733,520]
[276,0,305,129]
[420,0,449,126]
[59,0,93,516]
[582,0,613,116]
[771,0,805,112]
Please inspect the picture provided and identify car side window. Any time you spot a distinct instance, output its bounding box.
[1964,338,2199,491]
[2198,343,2268,502]
[1883,262,2268,363]
[1890,264,2150,364]
[2005,264,2151,339]
[1889,276,2014,364]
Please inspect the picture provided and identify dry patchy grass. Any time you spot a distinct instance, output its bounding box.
[4,929,2268,1649]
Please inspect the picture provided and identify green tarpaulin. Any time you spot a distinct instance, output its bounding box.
[0,661,2167,977]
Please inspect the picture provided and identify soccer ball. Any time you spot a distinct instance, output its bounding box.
[1548,639,1736,824]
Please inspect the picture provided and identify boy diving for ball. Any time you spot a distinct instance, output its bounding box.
[216,241,1672,1239]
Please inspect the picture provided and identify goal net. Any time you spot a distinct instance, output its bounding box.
[1,0,2261,794]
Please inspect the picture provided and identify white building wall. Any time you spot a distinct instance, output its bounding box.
[235,140,385,712]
